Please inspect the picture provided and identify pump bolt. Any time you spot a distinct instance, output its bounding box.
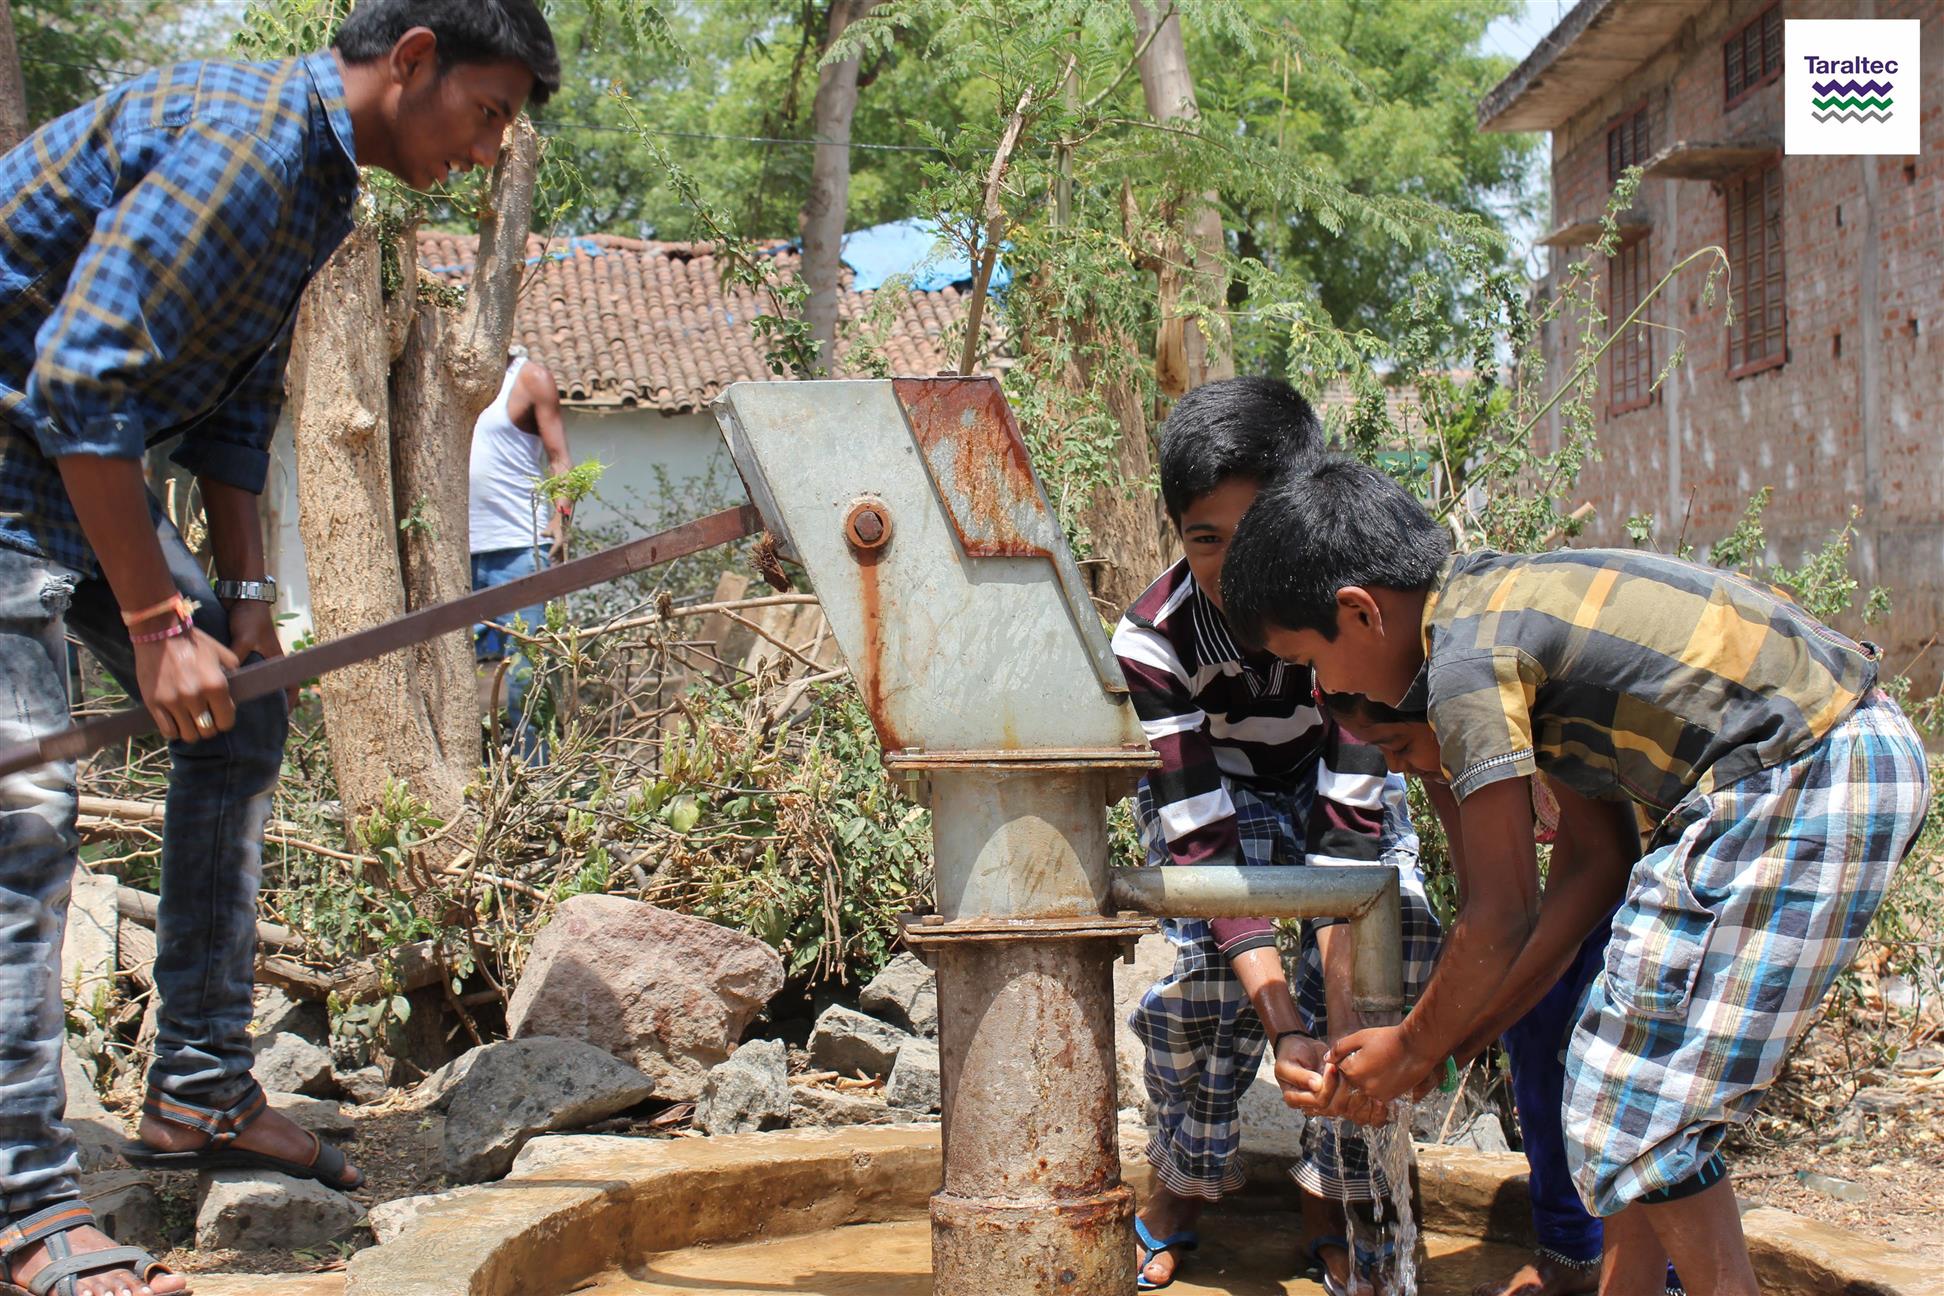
[844,498,893,551]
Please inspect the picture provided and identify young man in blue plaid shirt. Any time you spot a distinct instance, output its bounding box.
[1112,380,1441,1292]
[0,4,558,1292]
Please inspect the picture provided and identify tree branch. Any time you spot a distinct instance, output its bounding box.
[959,86,1037,375]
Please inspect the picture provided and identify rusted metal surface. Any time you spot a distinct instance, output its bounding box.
[711,380,1144,754]
[931,938,1134,1295]
[1110,864,1406,1015]
[893,376,1125,697]
[0,504,764,780]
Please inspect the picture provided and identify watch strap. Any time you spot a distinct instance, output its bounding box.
[214,578,277,603]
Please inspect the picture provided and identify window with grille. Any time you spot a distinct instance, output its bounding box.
[1724,6,1782,107]
[1607,105,1649,182]
[1609,237,1653,413]
[1726,164,1786,375]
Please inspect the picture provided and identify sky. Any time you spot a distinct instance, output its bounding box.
[1479,0,1572,259]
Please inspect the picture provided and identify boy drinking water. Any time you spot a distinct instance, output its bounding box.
[1222,458,1930,1295]
[1112,382,1440,1292]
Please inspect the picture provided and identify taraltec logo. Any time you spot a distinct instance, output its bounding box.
[1785,20,1920,155]
[1803,55,1895,124]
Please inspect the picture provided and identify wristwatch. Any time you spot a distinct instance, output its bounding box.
[213,578,278,604]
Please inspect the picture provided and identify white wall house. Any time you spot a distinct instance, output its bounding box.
[264,232,972,641]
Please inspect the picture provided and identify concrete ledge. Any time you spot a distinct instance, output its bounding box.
[346,1129,1934,1296]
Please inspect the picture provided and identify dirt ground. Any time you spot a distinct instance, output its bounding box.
[157,1008,1944,1280]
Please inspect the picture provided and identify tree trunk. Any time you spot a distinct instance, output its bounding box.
[1129,0,1233,395]
[1070,327,1171,617]
[286,123,542,839]
[0,0,29,154]
[798,0,867,374]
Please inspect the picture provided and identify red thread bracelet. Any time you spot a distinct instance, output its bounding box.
[130,616,192,645]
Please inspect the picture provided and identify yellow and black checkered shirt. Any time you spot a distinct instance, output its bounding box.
[1419,548,1877,813]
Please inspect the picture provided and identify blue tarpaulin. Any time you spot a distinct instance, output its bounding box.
[838,217,1010,294]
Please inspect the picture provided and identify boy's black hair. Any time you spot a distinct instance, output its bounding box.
[1318,689,1426,728]
[335,0,561,106]
[1158,376,1323,521]
[1221,455,1451,645]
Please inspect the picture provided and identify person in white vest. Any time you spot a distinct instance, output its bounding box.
[469,346,571,760]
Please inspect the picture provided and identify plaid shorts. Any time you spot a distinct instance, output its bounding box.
[1565,690,1931,1216]
[1129,775,1442,1199]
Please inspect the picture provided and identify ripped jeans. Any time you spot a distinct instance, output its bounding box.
[0,523,287,1217]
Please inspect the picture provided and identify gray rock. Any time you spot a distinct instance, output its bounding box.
[440,1037,657,1182]
[1453,1112,1510,1154]
[266,1092,355,1140]
[84,1171,171,1252]
[505,895,783,1101]
[253,1032,336,1098]
[61,1041,109,1120]
[335,1065,391,1106]
[195,1171,363,1250]
[790,1084,891,1128]
[808,1005,912,1079]
[253,985,328,1042]
[417,1050,484,1112]
[1852,1085,1913,1116]
[62,874,119,1026]
[885,1038,941,1113]
[693,1039,791,1135]
[367,1187,475,1244]
[1797,1171,1870,1204]
[1111,932,1177,1111]
[860,954,938,1038]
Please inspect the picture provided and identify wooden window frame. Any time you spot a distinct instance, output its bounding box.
[1724,162,1788,380]
[1609,235,1655,415]
[1723,4,1783,111]
[1606,101,1651,184]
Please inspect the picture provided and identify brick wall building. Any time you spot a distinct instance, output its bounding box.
[1481,0,1941,691]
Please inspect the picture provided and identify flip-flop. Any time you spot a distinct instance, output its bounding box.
[1305,1233,1353,1296]
[0,1200,182,1296]
[119,1085,363,1191]
[1134,1217,1199,1291]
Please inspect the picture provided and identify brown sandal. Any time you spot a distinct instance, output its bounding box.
[119,1084,362,1191]
[0,1200,181,1296]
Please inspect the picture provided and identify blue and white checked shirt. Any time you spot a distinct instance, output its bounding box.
[0,52,359,573]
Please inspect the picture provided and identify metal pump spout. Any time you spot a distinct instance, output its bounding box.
[1109,864,1406,1015]
[711,375,1409,1296]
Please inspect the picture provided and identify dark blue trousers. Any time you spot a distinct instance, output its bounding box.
[1501,917,1611,1264]
[1502,913,1683,1291]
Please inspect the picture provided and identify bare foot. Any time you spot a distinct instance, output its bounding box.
[1135,1184,1204,1287]
[1298,1188,1365,1294]
[6,1223,188,1296]
[1471,1255,1600,1296]
[137,1104,362,1189]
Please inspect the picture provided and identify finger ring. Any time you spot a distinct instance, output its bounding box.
[195,711,216,731]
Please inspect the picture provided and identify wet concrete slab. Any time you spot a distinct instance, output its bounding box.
[584,1216,1534,1295]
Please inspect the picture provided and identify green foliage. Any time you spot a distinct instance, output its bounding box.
[14,1,210,126]
[536,459,608,510]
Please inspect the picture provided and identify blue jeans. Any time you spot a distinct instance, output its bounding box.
[470,546,547,763]
[0,520,287,1218]
[1502,917,1612,1265]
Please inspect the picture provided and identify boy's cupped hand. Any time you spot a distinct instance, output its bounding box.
[1328,1024,1436,1121]
[1274,1034,1387,1125]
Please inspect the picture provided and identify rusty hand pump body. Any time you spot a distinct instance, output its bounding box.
[713,377,1405,1294]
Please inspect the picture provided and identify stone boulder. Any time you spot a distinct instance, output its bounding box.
[790,1084,891,1128]
[504,895,783,1100]
[440,1037,657,1182]
[266,1093,354,1140]
[885,1038,941,1113]
[860,954,938,1038]
[692,1039,791,1135]
[253,1032,336,1098]
[195,1171,363,1250]
[808,1005,911,1079]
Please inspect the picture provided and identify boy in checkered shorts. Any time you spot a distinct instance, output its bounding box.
[1222,458,1931,1296]
[1111,380,1442,1292]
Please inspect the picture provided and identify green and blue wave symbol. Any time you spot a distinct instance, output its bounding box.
[1811,79,1893,123]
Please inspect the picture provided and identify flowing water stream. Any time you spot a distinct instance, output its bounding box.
[1328,1101,1421,1296]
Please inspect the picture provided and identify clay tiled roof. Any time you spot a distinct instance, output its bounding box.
[416,232,971,412]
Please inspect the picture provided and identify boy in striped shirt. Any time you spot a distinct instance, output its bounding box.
[1112,379,1441,1292]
